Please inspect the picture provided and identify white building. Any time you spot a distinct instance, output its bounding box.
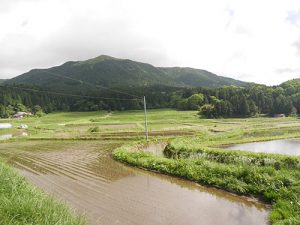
[0,123,12,129]
[17,124,28,129]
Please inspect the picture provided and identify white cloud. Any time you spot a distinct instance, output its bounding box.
[0,0,300,85]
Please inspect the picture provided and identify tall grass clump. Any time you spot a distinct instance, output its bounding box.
[164,143,300,170]
[88,126,100,133]
[0,161,86,225]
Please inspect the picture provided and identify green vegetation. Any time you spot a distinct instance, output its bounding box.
[0,102,44,118]
[1,77,300,118]
[0,54,246,115]
[114,145,300,224]
[0,161,86,225]
[5,55,244,90]
[2,109,300,224]
[191,84,294,117]
[88,126,100,133]
[3,109,300,140]
[1,55,300,119]
[1,110,198,139]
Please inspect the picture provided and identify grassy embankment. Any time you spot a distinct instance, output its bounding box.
[112,114,300,225]
[0,161,86,225]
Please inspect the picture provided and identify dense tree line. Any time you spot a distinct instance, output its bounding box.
[172,81,299,118]
[0,79,300,118]
[0,85,179,117]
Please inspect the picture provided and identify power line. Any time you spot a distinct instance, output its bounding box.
[0,85,141,102]
[40,70,142,98]
[1,82,149,140]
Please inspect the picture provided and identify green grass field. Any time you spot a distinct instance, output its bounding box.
[1,109,300,224]
[3,109,300,140]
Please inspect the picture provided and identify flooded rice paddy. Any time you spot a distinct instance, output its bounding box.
[226,138,300,156]
[0,132,28,140]
[0,140,269,225]
[0,134,13,140]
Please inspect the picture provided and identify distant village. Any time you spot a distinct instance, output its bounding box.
[0,111,31,131]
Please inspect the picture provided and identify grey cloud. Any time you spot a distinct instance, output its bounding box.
[21,20,29,27]
[276,68,300,74]
[293,38,300,56]
[0,33,39,76]
[43,16,174,66]
[224,7,249,36]
[235,73,252,80]
[225,7,235,18]
[0,13,176,78]
[234,25,249,36]
[287,9,300,26]
[0,0,37,13]
[225,7,235,29]
[0,0,20,13]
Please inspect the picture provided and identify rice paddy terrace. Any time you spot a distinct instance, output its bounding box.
[0,109,299,224]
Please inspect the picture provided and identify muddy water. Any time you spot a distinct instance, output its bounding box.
[0,132,28,140]
[0,141,269,225]
[0,134,13,140]
[226,138,300,156]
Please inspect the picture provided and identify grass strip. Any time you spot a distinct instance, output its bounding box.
[0,161,87,225]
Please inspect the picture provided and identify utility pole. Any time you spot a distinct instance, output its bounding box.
[143,96,149,142]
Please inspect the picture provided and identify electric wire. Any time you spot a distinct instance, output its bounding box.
[40,70,142,98]
[0,85,141,101]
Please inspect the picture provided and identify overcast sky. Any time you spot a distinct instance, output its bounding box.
[1,0,300,85]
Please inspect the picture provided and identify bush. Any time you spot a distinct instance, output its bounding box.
[88,126,100,133]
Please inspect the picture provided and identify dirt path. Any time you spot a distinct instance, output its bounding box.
[0,140,269,225]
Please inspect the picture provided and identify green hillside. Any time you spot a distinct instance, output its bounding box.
[280,78,300,91]
[4,55,245,91]
[159,67,244,87]
[0,79,7,84]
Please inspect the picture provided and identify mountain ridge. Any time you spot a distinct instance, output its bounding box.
[4,55,246,91]
[0,79,6,84]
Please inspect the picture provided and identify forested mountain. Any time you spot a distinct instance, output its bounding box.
[1,55,300,118]
[0,79,6,84]
[4,55,245,92]
[1,79,300,118]
[159,67,244,87]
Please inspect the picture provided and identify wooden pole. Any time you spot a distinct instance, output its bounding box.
[143,96,149,142]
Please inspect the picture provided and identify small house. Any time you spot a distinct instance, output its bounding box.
[12,112,32,118]
[274,114,285,118]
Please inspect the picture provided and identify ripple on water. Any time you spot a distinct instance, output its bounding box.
[225,138,300,156]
